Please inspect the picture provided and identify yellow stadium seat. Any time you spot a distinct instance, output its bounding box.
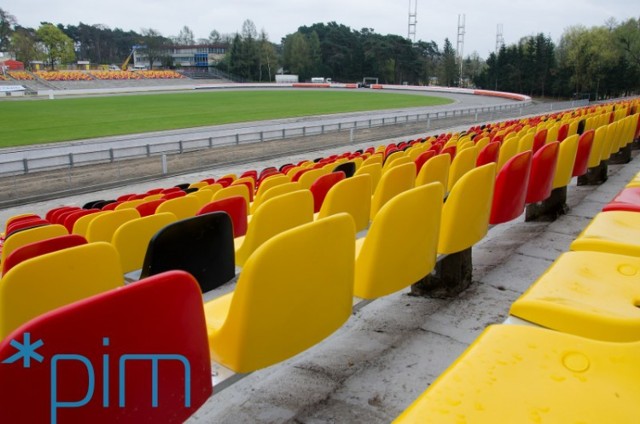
[370,162,415,220]
[393,324,640,423]
[114,199,146,210]
[361,153,383,167]
[85,208,140,243]
[111,212,177,274]
[186,189,214,207]
[298,168,330,190]
[0,242,123,339]
[517,132,534,152]
[200,183,224,196]
[496,136,519,171]
[552,134,579,189]
[447,145,477,192]
[72,210,109,236]
[250,182,300,214]
[235,190,313,267]
[415,153,451,191]
[1,224,68,264]
[255,174,289,199]
[511,250,640,342]
[205,214,355,373]
[355,183,442,299]
[188,181,208,190]
[317,174,372,233]
[354,162,383,194]
[438,163,495,254]
[586,125,608,168]
[570,211,640,257]
[156,194,200,220]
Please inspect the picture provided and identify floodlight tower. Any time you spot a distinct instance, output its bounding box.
[496,24,505,54]
[457,14,466,87]
[408,0,418,42]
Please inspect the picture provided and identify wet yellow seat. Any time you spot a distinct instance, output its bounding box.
[393,324,640,423]
[415,153,450,191]
[552,134,579,189]
[111,212,177,274]
[511,250,640,342]
[354,163,382,194]
[250,182,300,214]
[235,189,314,266]
[0,242,123,339]
[570,211,640,256]
[438,163,496,254]
[1,224,68,264]
[355,183,443,299]
[447,145,477,192]
[316,174,372,233]
[155,195,200,220]
[205,214,355,373]
[85,208,140,243]
[370,162,415,220]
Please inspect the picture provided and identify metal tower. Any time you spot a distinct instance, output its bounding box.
[457,14,466,87]
[408,0,418,42]
[496,24,505,54]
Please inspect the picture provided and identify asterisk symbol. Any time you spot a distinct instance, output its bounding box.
[2,332,44,368]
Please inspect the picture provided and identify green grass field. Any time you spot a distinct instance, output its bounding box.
[0,90,452,148]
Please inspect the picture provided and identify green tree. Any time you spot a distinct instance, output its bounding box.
[439,38,458,86]
[36,23,75,69]
[174,25,194,45]
[0,8,16,52]
[11,27,44,68]
[258,29,277,81]
[283,32,312,79]
[140,28,170,69]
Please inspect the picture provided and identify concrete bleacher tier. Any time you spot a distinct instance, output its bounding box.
[0,98,638,422]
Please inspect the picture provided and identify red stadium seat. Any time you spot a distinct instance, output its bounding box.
[310,172,346,213]
[490,151,532,225]
[413,151,436,175]
[526,142,559,204]
[2,234,88,274]
[136,199,166,217]
[572,130,595,177]
[476,141,500,167]
[62,209,100,233]
[197,196,248,238]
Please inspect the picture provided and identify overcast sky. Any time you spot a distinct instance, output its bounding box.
[3,0,637,58]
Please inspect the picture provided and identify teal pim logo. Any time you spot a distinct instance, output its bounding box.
[2,332,192,424]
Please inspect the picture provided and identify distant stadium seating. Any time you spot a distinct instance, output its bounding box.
[34,71,92,81]
[136,70,184,79]
[88,70,141,80]
[7,71,34,80]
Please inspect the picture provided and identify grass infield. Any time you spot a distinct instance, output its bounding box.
[0,90,452,147]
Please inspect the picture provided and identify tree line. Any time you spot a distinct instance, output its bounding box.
[1,7,639,99]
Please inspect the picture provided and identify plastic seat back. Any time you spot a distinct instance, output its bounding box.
[354,162,382,194]
[438,163,496,254]
[552,134,579,189]
[526,141,559,204]
[2,234,87,275]
[298,168,330,190]
[250,182,300,214]
[231,177,255,201]
[587,126,608,168]
[370,162,416,220]
[197,196,248,238]
[135,199,166,217]
[111,213,177,274]
[310,172,346,213]
[532,128,548,152]
[255,174,289,198]
[317,174,372,232]
[355,183,443,299]
[393,324,640,423]
[447,145,477,192]
[0,271,211,423]
[332,161,356,178]
[211,184,250,209]
[186,190,214,208]
[5,219,50,238]
[155,195,200,220]
[0,242,123,339]
[413,150,436,174]
[206,214,355,373]
[475,141,500,167]
[490,151,532,225]
[1,224,68,264]
[236,190,314,267]
[72,211,109,236]
[86,208,140,243]
[140,212,235,292]
[496,136,519,171]
[572,129,595,177]
[415,153,451,190]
